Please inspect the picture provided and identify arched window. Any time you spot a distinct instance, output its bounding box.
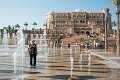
[86,31,90,35]
[56,15,59,18]
[63,15,66,18]
[83,15,85,18]
[81,31,85,34]
[83,20,85,23]
[77,14,80,17]
[73,15,75,17]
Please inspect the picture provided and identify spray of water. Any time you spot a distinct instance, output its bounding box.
[2,29,8,48]
[12,33,17,45]
[13,28,25,80]
[38,30,48,62]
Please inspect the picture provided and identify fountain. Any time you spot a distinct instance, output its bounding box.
[38,30,48,62]
[13,28,25,80]
[70,48,72,58]
[12,33,17,45]
[61,41,63,55]
[68,57,78,80]
[70,57,73,78]
[2,29,8,48]
[67,47,78,80]
[0,29,10,56]
[39,34,43,45]
[88,54,91,74]
[53,41,56,56]
[79,54,83,70]
[88,53,91,66]
[74,47,77,54]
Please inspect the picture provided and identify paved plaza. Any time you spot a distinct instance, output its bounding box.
[0,47,120,80]
[0,0,120,80]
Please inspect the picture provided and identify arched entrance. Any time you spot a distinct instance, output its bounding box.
[81,31,85,34]
[86,31,90,35]
[76,31,80,34]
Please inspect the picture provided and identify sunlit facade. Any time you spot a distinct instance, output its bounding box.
[45,9,112,35]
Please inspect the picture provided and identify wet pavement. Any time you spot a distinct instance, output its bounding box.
[0,48,120,80]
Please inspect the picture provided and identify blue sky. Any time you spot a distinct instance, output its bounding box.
[0,0,116,29]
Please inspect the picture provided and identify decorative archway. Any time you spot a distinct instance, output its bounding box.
[81,31,85,34]
[86,31,90,35]
[76,31,80,34]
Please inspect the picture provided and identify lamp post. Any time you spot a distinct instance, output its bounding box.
[92,26,94,36]
[104,8,109,52]
[112,0,120,54]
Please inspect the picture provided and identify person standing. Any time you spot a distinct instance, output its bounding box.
[28,40,37,68]
[28,43,32,68]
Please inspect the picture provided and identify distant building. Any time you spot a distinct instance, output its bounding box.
[45,8,112,35]
[23,29,44,44]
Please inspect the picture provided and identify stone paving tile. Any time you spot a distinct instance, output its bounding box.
[0,49,120,80]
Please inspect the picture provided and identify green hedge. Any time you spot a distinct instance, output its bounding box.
[8,38,12,45]
[0,37,2,44]
[0,37,13,45]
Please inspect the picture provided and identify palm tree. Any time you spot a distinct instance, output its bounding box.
[7,25,12,33]
[112,21,116,36]
[24,22,28,30]
[24,22,28,37]
[1,28,4,38]
[33,22,37,36]
[7,25,12,38]
[15,24,20,29]
[15,24,20,34]
[50,21,55,29]
[39,28,42,34]
[33,22,37,29]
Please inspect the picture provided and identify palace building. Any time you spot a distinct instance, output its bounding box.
[45,8,112,35]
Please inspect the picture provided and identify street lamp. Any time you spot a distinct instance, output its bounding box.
[92,26,94,35]
[104,8,109,52]
[112,0,120,54]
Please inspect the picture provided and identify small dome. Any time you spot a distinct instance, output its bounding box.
[46,11,54,15]
[74,9,81,12]
[103,8,109,13]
